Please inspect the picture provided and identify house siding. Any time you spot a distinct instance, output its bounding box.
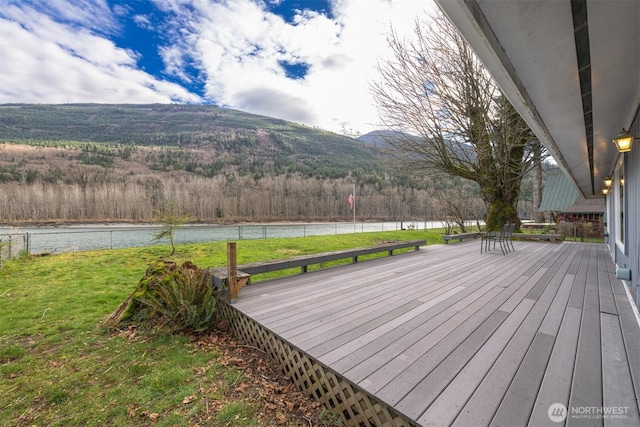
[610,107,639,306]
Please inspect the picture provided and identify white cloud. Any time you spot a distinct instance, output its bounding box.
[157,0,433,133]
[0,0,201,104]
[13,0,118,34]
[0,0,434,134]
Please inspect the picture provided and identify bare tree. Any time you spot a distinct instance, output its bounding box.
[371,9,548,231]
[69,165,106,218]
[433,186,485,233]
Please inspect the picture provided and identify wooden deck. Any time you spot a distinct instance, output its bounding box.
[229,241,640,426]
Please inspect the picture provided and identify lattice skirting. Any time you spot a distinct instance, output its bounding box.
[219,302,414,427]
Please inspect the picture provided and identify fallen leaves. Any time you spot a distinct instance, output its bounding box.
[127,405,137,418]
[190,329,336,426]
[182,395,197,405]
[127,405,160,422]
[116,328,337,426]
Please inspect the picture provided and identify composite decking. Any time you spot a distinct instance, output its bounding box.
[228,241,640,426]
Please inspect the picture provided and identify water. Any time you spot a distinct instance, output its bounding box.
[0,220,446,257]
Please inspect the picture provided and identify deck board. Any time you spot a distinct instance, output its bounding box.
[374,294,509,407]
[318,286,467,365]
[488,248,584,425]
[356,285,506,394]
[527,306,581,427]
[452,274,563,426]
[613,293,640,417]
[598,246,618,315]
[600,313,640,426]
[418,298,536,426]
[567,244,589,309]
[229,241,640,426]
[397,309,510,420]
[490,332,556,426]
[568,246,604,427]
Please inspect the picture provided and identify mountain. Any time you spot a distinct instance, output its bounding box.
[357,129,403,148]
[358,129,478,162]
[0,103,386,179]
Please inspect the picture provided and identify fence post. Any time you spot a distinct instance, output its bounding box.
[23,233,30,256]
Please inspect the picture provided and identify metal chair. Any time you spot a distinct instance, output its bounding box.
[505,222,516,253]
[481,223,511,255]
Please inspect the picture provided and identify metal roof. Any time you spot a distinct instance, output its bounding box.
[539,170,579,212]
[539,169,604,213]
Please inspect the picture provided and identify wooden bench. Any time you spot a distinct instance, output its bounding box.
[512,233,562,241]
[442,232,483,244]
[209,239,426,301]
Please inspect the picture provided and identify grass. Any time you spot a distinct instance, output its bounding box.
[0,229,441,426]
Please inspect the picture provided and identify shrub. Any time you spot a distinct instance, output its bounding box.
[556,221,593,241]
[105,260,220,334]
[138,261,219,333]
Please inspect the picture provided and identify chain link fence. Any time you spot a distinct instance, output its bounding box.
[0,220,447,259]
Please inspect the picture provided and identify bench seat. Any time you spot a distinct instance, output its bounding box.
[443,232,483,243]
[237,239,425,275]
[208,239,426,301]
[512,233,562,241]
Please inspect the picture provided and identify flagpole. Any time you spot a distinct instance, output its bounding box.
[352,184,356,231]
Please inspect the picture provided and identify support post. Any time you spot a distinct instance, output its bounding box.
[227,242,239,301]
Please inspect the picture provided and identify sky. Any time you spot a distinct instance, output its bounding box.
[0,0,435,136]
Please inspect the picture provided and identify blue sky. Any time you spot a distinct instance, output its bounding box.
[0,0,433,135]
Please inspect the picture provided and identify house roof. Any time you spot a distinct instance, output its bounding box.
[435,0,640,199]
[539,169,604,213]
[562,197,604,215]
[539,170,579,212]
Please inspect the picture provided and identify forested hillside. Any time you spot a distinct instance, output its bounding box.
[0,104,495,224]
[0,104,384,179]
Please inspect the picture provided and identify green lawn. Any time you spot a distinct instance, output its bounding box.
[0,229,440,426]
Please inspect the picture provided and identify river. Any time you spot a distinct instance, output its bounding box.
[0,220,446,258]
